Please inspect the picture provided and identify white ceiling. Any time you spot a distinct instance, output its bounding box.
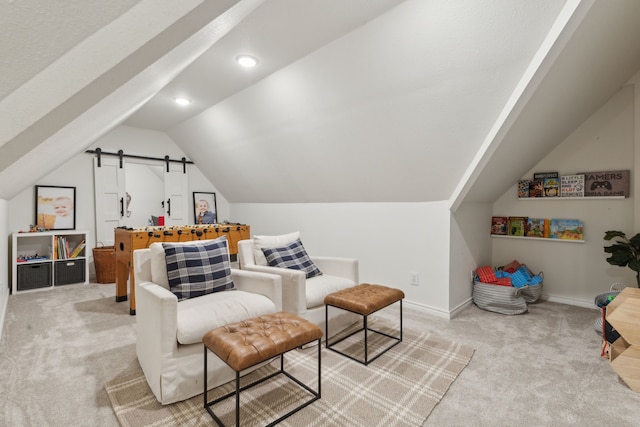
[0,0,140,100]
[2,0,640,205]
[125,0,406,130]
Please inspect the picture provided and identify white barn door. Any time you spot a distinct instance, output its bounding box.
[164,162,189,226]
[94,157,126,246]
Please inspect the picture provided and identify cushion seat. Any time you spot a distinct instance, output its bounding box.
[305,274,357,309]
[238,235,360,339]
[177,290,277,345]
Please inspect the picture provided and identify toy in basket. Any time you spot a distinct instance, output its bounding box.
[593,283,625,358]
[472,260,543,315]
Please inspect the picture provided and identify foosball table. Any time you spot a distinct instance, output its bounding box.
[114,224,250,314]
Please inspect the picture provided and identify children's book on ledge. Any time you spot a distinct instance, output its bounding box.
[490,216,508,235]
[560,174,585,197]
[526,218,549,238]
[507,216,527,237]
[549,218,583,240]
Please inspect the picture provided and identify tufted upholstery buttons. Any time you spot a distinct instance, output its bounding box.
[324,283,405,316]
[203,312,323,372]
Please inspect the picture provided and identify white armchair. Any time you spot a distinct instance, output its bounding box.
[133,240,282,405]
[237,234,358,336]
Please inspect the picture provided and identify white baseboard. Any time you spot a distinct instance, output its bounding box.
[404,293,598,322]
[0,286,8,342]
[542,294,598,310]
[449,298,474,318]
[403,299,454,319]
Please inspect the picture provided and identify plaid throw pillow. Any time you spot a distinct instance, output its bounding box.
[163,236,234,301]
[261,238,323,279]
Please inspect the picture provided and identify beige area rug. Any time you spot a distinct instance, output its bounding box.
[105,323,474,426]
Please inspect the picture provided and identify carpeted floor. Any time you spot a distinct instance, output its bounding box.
[2,282,640,426]
[105,321,473,426]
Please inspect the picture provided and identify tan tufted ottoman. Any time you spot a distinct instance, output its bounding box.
[324,283,404,365]
[202,312,323,426]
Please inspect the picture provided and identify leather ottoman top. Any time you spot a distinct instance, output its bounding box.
[324,283,405,316]
[203,312,323,372]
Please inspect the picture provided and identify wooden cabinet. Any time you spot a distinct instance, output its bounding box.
[114,224,250,314]
[606,287,640,391]
[12,230,89,293]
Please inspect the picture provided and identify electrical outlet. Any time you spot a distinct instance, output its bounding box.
[410,272,419,286]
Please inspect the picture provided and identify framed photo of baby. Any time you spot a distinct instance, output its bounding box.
[193,192,217,225]
[35,185,76,230]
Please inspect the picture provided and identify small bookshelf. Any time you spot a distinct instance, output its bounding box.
[491,235,584,243]
[12,230,89,293]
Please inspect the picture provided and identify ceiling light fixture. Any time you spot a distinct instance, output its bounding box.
[173,97,192,106]
[236,55,258,68]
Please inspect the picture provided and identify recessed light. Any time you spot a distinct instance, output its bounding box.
[236,55,258,68]
[173,97,192,106]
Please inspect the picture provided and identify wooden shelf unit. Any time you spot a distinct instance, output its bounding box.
[606,287,640,392]
[12,230,89,293]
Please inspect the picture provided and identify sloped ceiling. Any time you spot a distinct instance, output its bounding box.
[166,0,569,203]
[0,0,254,199]
[456,0,640,208]
[2,0,640,206]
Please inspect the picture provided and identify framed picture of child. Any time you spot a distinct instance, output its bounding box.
[193,192,217,225]
[35,185,76,230]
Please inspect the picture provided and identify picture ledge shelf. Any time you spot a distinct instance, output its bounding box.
[518,196,625,201]
[491,235,584,243]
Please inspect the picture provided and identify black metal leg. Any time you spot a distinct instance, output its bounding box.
[318,338,322,398]
[364,315,368,364]
[203,346,208,408]
[235,371,240,427]
[204,339,321,426]
[325,304,329,348]
[400,299,403,342]
[325,299,404,365]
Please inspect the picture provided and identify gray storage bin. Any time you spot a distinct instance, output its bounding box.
[472,280,528,315]
[55,259,86,286]
[17,263,52,291]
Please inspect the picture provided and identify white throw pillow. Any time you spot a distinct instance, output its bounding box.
[252,231,300,266]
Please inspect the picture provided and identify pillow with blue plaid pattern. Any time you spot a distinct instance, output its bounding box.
[261,238,323,279]
[163,236,234,301]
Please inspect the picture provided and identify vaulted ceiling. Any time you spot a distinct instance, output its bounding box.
[2,0,640,206]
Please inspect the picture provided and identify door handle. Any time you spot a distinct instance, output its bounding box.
[120,197,124,217]
[166,198,171,216]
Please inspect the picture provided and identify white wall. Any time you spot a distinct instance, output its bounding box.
[232,201,452,316]
[7,125,221,280]
[492,85,637,307]
[125,163,164,227]
[450,201,493,313]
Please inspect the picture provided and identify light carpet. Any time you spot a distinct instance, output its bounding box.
[105,324,474,426]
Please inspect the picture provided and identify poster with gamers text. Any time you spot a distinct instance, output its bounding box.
[579,170,629,197]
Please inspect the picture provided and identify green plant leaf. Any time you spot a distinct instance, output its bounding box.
[603,230,640,287]
[604,230,627,241]
[629,233,640,247]
[629,258,640,273]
